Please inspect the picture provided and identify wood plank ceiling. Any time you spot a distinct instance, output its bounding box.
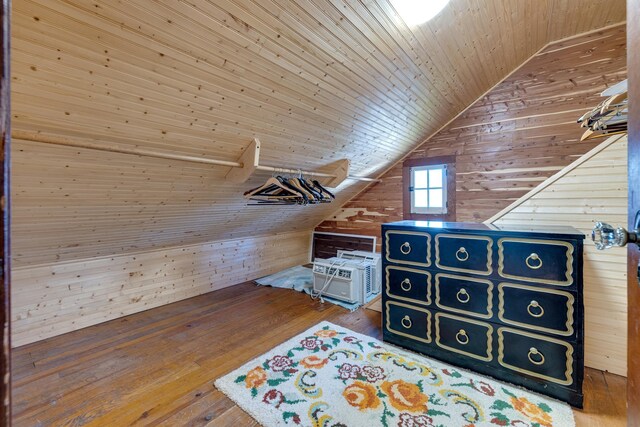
[11,0,626,266]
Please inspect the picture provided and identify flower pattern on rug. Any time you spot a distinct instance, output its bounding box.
[216,322,574,427]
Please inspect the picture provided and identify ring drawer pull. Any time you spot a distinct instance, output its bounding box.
[525,253,543,270]
[400,242,412,255]
[400,278,412,292]
[455,247,469,262]
[401,315,412,329]
[456,288,470,303]
[527,300,545,318]
[455,329,469,345]
[527,347,545,365]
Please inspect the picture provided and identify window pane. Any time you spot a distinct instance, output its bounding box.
[429,168,443,188]
[429,189,443,208]
[414,169,428,188]
[414,189,429,207]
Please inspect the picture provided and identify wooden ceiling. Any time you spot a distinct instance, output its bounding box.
[11,0,626,266]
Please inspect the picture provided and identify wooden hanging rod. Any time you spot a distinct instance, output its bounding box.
[255,165,334,178]
[13,131,379,183]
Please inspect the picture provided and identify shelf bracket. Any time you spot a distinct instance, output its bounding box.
[316,159,350,188]
[225,138,260,183]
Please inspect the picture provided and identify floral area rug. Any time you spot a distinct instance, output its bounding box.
[214,321,575,427]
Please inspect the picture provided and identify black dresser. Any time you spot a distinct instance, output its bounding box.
[381,221,585,407]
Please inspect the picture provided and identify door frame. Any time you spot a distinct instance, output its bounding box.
[627,0,640,425]
[0,0,10,425]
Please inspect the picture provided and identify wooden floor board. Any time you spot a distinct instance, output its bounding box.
[11,282,626,426]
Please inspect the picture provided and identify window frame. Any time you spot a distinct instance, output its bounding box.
[402,155,456,221]
[409,164,448,214]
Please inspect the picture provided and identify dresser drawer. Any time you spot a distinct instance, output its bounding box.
[435,313,493,362]
[385,301,432,344]
[498,283,575,336]
[435,234,493,275]
[386,266,431,305]
[498,238,575,286]
[498,328,575,387]
[435,273,493,319]
[385,231,431,267]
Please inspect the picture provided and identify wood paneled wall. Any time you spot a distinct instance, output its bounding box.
[491,135,628,376]
[10,0,625,266]
[11,138,323,267]
[9,1,626,347]
[12,230,311,347]
[316,24,627,246]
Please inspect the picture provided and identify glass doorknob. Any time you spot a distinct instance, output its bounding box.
[592,221,638,250]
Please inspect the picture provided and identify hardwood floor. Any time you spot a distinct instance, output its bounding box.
[12,282,626,426]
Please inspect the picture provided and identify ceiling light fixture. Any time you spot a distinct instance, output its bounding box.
[390,0,450,27]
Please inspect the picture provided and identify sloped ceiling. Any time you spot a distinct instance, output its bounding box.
[11,0,626,266]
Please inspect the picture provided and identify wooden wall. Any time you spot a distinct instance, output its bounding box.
[11,138,324,267]
[9,1,626,346]
[10,0,625,266]
[12,230,311,347]
[316,24,627,246]
[490,135,628,376]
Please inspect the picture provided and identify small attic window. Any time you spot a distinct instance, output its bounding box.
[402,155,455,221]
[409,164,447,214]
[391,0,450,26]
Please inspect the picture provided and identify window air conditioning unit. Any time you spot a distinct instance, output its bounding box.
[336,250,382,294]
[312,258,375,305]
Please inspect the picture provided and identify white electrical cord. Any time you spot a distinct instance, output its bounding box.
[311,258,347,303]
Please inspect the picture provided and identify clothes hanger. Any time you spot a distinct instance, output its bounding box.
[600,91,627,114]
[580,127,627,142]
[277,175,310,204]
[244,177,300,197]
[294,173,323,202]
[286,175,316,203]
[578,98,624,127]
[312,179,335,199]
[592,116,627,131]
[578,88,628,142]
[578,101,609,125]
[587,108,627,130]
[244,175,307,206]
[579,96,627,130]
[315,181,335,201]
[243,172,336,206]
[303,178,331,203]
[246,200,301,205]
